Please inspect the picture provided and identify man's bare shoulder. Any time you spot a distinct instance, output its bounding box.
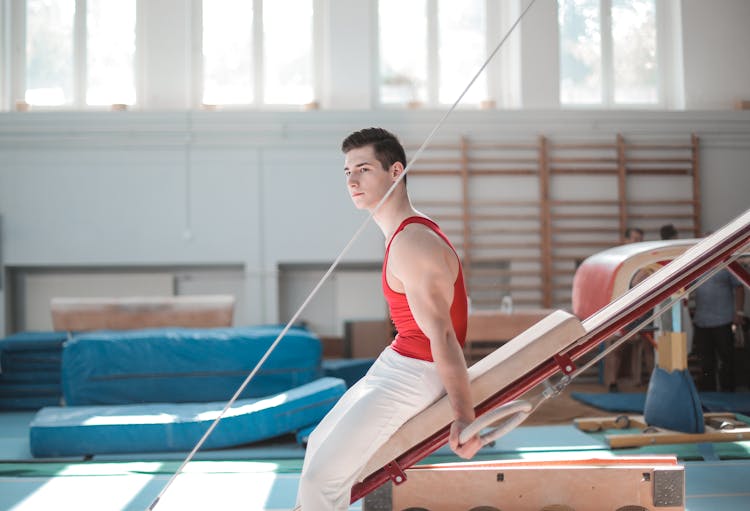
[388,222,459,289]
[389,223,457,280]
[392,222,450,257]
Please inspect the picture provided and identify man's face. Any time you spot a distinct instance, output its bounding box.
[344,145,396,210]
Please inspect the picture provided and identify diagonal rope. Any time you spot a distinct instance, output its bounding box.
[147,1,538,509]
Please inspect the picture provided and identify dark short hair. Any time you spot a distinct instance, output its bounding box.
[624,227,644,238]
[659,223,678,240]
[341,127,407,183]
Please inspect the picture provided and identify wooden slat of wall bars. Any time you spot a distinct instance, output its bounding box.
[623,134,701,240]
[407,134,700,312]
[539,136,552,308]
[548,137,620,309]
[465,139,544,309]
[617,134,628,242]
[410,139,544,310]
[692,134,702,236]
[460,137,472,281]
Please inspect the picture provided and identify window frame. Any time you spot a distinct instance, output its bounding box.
[193,0,319,110]
[0,1,6,111]
[8,0,138,111]
[560,0,667,109]
[374,0,515,110]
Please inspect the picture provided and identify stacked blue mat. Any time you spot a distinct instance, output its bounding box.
[29,325,349,457]
[62,325,322,405]
[322,357,375,388]
[0,331,68,410]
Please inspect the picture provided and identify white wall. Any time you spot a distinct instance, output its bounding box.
[681,0,750,110]
[1,1,750,335]
[519,0,559,108]
[137,0,196,109]
[2,109,749,335]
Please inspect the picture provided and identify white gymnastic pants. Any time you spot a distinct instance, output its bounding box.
[296,347,445,511]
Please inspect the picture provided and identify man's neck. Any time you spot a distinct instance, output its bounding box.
[372,193,418,242]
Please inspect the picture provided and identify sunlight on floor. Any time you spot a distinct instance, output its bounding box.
[152,472,277,511]
[9,473,156,511]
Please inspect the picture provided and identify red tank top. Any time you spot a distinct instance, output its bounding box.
[382,216,468,361]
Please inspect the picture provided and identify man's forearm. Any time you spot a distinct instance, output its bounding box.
[431,332,475,423]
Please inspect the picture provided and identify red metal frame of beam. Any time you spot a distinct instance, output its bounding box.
[729,260,750,289]
[351,218,750,504]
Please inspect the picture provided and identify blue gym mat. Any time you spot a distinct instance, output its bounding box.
[0,332,68,410]
[322,358,374,388]
[0,331,69,353]
[572,391,750,415]
[62,326,322,405]
[29,377,347,457]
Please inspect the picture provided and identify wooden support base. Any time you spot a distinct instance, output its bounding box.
[575,413,750,448]
[363,456,684,511]
[657,331,688,372]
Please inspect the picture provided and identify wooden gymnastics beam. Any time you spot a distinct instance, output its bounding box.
[50,295,235,331]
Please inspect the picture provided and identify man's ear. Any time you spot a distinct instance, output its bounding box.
[390,161,405,180]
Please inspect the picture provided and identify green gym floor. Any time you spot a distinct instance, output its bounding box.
[2,407,750,511]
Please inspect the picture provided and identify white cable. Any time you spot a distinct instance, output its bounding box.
[147,1,539,508]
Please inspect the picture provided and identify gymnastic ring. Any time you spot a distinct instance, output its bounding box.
[459,399,534,447]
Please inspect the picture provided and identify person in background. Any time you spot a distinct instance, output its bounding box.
[624,227,644,243]
[691,268,745,391]
[660,223,679,240]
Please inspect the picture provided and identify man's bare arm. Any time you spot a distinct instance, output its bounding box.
[388,226,482,459]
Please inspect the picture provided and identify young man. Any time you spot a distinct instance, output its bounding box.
[296,128,481,509]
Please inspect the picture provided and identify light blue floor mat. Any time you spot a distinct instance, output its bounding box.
[29,378,346,457]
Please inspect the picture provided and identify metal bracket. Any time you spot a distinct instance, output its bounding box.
[554,352,576,375]
[384,461,408,485]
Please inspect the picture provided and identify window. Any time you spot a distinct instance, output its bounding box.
[437,1,487,105]
[25,0,75,106]
[1,2,9,110]
[559,0,659,106]
[24,0,136,108]
[86,0,136,105]
[201,0,314,107]
[202,0,254,105]
[262,0,313,105]
[378,0,487,107]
